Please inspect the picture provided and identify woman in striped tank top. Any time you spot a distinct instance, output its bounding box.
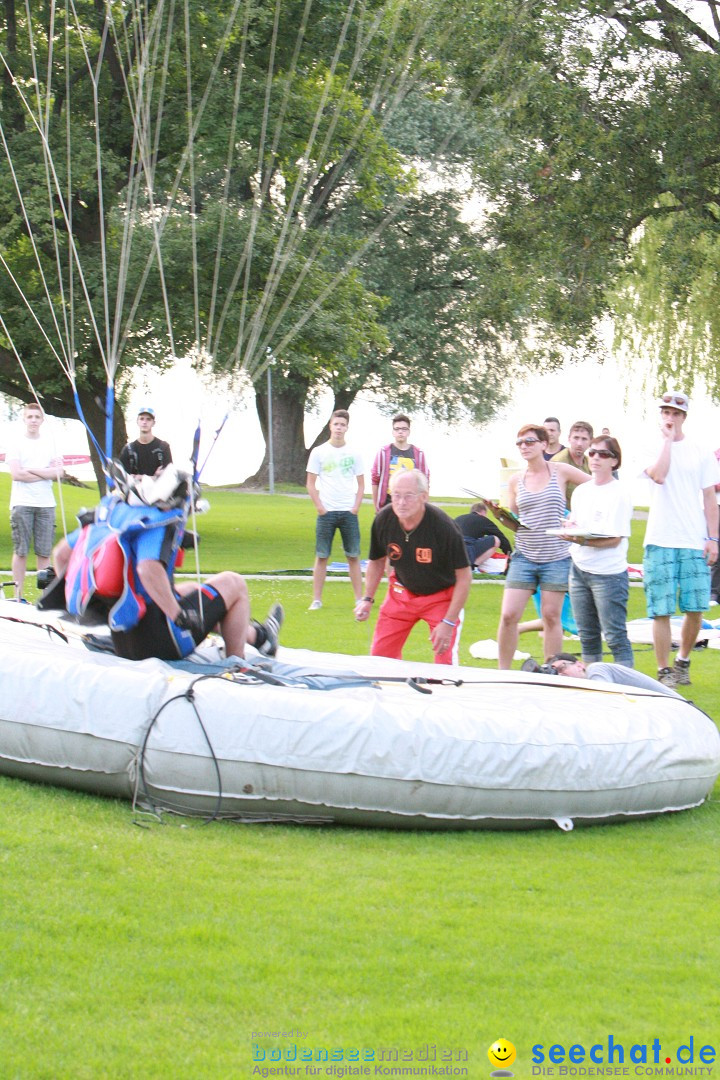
[492,424,591,669]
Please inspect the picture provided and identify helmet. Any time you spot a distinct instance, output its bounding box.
[134,464,194,510]
[107,459,196,510]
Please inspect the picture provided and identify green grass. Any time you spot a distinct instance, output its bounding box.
[2,770,719,1078]
[1,475,719,1077]
[0,471,646,578]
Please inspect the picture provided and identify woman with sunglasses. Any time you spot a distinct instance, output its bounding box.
[494,424,590,668]
[560,436,634,667]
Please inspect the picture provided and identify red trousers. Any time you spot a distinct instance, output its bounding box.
[371,576,463,665]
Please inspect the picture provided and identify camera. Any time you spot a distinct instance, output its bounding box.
[37,566,56,590]
[520,658,560,676]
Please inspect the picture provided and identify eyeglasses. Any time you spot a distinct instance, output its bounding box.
[393,425,410,431]
[588,449,615,458]
[661,393,688,408]
[515,437,540,447]
[391,492,421,502]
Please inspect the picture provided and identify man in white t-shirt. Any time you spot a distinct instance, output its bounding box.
[7,402,65,600]
[306,409,364,610]
[642,390,720,688]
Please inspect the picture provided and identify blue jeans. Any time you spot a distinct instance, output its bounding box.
[569,563,634,667]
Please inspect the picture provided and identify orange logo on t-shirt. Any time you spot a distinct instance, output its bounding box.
[387,543,403,562]
[415,547,432,563]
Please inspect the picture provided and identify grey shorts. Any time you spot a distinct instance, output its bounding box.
[10,505,56,558]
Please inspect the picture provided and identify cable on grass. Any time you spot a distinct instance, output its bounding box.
[132,666,277,826]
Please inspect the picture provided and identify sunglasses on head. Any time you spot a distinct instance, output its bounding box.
[661,393,688,408]
[516,437,540,447]
[588,448,615,458]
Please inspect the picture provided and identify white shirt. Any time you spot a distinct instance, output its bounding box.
[306,442,364,511]
[642,437,720,549]
[7,430,57,508]
[569,479,633,574]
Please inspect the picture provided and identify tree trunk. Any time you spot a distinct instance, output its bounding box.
[245,375,311,486]
[245,379,361,487]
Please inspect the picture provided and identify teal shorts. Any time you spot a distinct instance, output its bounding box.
[643,545,710,617]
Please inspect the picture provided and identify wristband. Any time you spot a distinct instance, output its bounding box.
[361,596,375,604]
[441,617,456,627]
[706,537,719,543]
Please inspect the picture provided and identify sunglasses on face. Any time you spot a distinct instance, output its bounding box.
[661,393,688,408]
[588,449,615,458]
[516,437,540,447]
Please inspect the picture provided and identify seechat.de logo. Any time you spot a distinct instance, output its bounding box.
[489,1038,517,1077]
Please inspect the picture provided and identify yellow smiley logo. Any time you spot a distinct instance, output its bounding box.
[488,1039,517,1071]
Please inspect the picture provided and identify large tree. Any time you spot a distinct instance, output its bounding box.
[439,0,720,395]
[0,0,557,486]
[0,0,396,483]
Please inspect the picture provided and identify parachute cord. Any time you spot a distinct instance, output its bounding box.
[188,420,204,619]
[0,313,51,403]
[197,414,229,480]
[56,470,69,541]
[187,497,204,620]
[104,382,115,475]
[183,1,200,348]
[71,383,109,475]
[47,419,69,542]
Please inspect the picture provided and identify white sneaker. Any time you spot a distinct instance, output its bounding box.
[308,600,323,611]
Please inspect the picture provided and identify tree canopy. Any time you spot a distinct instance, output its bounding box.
[442,0,720,394]
[1,1,718,484]
[0,0,564,482]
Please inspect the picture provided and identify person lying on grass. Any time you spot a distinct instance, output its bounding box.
[544,652,683,699]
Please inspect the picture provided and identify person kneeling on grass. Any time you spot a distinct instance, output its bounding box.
[50,462,282,662]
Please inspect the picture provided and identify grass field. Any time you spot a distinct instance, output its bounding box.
[1,474,719,1078]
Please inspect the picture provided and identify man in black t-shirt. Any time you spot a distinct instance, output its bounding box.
[354,470,471,664]
[119,407,173,477]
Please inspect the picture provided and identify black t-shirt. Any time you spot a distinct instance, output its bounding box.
[454,511,512,555]
[119,437,173,476]
[369,503,469,595]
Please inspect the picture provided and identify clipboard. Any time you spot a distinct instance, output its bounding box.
[545,528,613,539]
[461,488,523,528]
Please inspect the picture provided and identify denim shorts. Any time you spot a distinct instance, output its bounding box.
[643,544,710,617]
[315,509,361,559]
[463,535,496,563]
[505,550,570,593]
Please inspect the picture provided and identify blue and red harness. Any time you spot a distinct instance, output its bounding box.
[65,496,186,632]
